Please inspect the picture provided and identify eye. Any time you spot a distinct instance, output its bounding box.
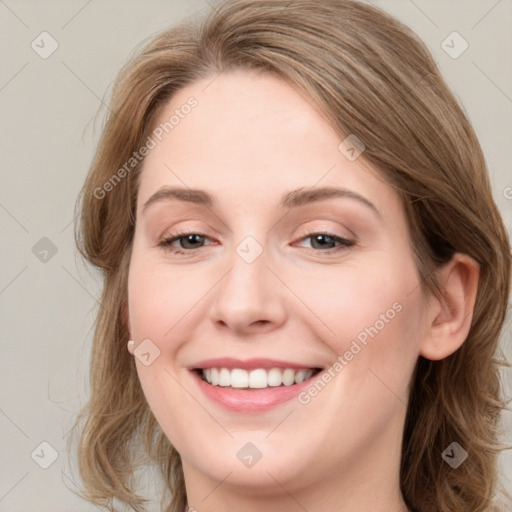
[158,231,212,255]
[293,231,355,254]
[158,230,355,256]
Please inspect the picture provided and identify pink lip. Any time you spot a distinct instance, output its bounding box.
[188,367,321,413]
[188,357,321,371]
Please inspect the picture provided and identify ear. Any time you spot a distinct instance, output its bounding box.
[419,253,480,361]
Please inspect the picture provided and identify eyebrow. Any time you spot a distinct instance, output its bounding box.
[142,186,382,219]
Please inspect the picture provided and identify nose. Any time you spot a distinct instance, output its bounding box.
[208,242,287,336]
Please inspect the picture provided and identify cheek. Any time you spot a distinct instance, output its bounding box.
[127,258,200,444]
[295,261,412,336]
[291,258,423,384]
[127,256,198,342]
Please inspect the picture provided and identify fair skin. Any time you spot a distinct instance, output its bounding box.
[126,69,479,512]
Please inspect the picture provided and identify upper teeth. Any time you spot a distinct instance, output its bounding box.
[201,368,316,388]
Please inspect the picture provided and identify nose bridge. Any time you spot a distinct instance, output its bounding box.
[208,232,286,333]
[222,234,271,307]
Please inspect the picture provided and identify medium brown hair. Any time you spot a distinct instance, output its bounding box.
[70,1,512,510]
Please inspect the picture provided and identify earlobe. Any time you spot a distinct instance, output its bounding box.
[419,253,480,361]
[127,339,135,355]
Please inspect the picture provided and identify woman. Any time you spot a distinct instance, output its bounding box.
[70,0,511,511]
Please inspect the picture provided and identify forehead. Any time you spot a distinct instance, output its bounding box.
[137,70,399,220]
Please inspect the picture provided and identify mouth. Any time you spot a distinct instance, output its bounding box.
[193,367,323,390]
[187,357,326,412]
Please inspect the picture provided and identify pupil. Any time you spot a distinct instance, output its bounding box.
[183,234,202,248]
[313,234,333,249]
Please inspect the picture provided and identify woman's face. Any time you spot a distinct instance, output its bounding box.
[127,69,429,499]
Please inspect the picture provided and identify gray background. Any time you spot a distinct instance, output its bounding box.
[1,0,511,510]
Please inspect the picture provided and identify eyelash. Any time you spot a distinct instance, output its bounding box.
[158,230,355,256]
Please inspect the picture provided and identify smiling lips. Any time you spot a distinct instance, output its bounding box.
[189,360,324,412]
[189,357,323,392]
[200,367,318,388]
